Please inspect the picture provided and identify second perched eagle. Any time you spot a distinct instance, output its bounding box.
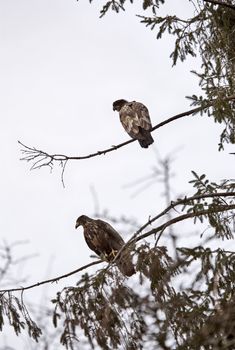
[75,215,135,277]
[113,99,154,148]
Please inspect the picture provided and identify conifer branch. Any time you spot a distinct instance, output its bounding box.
[111,191,235,263]
[203,0,235,10]
[135,204,235,244]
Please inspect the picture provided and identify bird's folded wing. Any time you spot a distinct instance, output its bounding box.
[96,220,125,248]
[120,106,140,136]
[131,102,152,130]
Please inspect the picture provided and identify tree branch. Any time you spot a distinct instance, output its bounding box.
[135,204,235,244]
[203,0,235,10]
[101,203,235,276]
[19,95,235,173]
[0,260,102,294]
[111,191,235,263]
[134,191,235,237]
[1,194,234,293]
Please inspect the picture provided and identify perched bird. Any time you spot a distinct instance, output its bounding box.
[113,99,154,148]
[75,215,135,277]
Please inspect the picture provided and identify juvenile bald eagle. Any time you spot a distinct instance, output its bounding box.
[113,99,154,148]
[75,215,135,277]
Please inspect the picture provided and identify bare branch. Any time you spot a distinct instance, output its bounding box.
[19,95,235,173]
[203,0,235,10]
[0,260,102,294]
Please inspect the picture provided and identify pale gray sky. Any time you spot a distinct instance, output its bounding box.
[0,1,233,348]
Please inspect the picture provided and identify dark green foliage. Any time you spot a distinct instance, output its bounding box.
[185,172,235,238]
[136,244,176,298]
[51,244,235,349]
[140,4,235,149]
[138,13,201,63]
[52,270,147,349]
[83,0,166,17]
[0,292,42,341]
[142,0,165,11]
[177,248,235,349]
[83,0,134,17]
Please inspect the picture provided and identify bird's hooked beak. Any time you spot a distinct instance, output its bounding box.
[75,221,80,229]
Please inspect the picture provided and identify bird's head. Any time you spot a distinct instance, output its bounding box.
[75,215,90,229]
[113,99,128,112]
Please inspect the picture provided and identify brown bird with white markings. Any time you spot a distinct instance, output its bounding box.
[113,99,154,148]
[75,215,135,277]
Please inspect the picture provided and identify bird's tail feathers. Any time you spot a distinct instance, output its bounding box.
[138,130,154,148]
[116,250,135,277]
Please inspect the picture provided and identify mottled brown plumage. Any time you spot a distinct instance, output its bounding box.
[75,215,135,277]
[113,99,154,148]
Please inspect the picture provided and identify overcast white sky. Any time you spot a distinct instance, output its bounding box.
[0,0,234,348]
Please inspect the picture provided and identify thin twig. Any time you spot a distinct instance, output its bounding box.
[0,260,102,293]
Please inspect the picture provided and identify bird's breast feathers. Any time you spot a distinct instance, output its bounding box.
[84,222,103,248]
